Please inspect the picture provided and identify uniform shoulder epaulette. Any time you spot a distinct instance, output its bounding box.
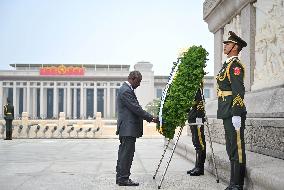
[4,105,7,113]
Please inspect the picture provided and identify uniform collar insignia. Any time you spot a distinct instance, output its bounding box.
[225,56,239,63]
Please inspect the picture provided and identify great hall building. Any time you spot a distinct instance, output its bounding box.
[0,62,214,119]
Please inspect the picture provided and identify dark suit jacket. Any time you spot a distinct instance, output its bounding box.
[116,82,153,138]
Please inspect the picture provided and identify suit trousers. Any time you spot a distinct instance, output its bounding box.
[116,136,136,182]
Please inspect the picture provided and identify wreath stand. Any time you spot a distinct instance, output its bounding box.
[153,93,220,189]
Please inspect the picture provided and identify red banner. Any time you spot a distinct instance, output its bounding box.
[40,65,85,76]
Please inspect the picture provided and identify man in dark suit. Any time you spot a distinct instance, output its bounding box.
[116,71,157,186]
[4,98,14,140]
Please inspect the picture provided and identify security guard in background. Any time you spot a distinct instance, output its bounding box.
[4,98,14,140]
[186,86,206,176]
[217,31,247,190]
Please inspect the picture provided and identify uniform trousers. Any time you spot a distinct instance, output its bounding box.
[189,118,206,166]
[5,119,13,139]
[223,116,246,186]
[190,124,206,152]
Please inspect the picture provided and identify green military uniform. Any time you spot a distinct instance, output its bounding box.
[217,31,247,190]
[187,88,206,176]
[4,99,14,140]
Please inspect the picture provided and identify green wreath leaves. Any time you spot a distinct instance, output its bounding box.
[157,45,208,139]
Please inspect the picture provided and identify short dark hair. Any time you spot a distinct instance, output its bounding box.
[128,71,142,80]
[236,44,243,53]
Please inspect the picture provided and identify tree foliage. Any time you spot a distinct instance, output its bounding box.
[157,45,208,139]
[145,98,161,117]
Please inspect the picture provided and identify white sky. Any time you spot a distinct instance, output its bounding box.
[0,0,214,75]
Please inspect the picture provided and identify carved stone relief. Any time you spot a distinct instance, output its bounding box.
[252,0,284,90]
[203,0,221,18]
[222,15,241,63]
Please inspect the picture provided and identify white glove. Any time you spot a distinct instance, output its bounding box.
[232,116,241,130]
[196,118,203,128]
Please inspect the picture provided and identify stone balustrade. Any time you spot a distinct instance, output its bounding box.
[0,111,162,139]
[0,111,103,139]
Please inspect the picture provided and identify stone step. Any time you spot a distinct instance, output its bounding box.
[168,136,284,190]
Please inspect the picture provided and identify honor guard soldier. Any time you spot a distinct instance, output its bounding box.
[186,86,206,176]
[217,31,247,190]
[4,98,14,140]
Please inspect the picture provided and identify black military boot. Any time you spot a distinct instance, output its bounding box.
[9,130,13,140]
[189,151,205,176]
[187,152,198,174]
[231,163,245,190]
[224,161,235,190]
[230,185,243,190]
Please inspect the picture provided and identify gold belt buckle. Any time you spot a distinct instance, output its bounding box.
[217,91,225,101]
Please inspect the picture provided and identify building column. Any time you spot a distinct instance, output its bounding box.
[66,82,71,118]
[23,86,27,113]
[40,82,44,118]
[33,88,37,118]
[112,88,116,118]
[26,82,30,116]
[13,82,17,116]
[0,82,3,117]
[80,84,84,119]
[83,88,87,118]
[63,88,67,114]
[107,83,111,118]
[93,85,97,115]
[103,88,107,118]
[214,29,224,98]
[16,88,20,116]
[241,3,256,91]
[73,88,77,118]
[53,83,58,118]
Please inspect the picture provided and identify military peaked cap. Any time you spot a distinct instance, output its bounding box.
[223,31,247,48]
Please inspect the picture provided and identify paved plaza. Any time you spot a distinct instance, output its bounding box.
[0,139,226,190]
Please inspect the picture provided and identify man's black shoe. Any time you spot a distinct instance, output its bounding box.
[189,167,204,176]
[118,179,139,186]
[4,138,12,140]
[186,167,196,174]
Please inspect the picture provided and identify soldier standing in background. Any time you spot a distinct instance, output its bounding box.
[4,98,14,140]
[186,86,206,176]
[217,31,247,190]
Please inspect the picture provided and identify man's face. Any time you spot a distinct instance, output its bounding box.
[132,77,142,89]
[223,42,236,55]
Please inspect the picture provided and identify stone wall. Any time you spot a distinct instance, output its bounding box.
[205,117,284,160]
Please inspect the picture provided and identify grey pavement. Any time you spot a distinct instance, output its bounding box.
[0,139,226,190]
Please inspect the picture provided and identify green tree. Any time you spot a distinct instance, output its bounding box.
[145,98,161,117]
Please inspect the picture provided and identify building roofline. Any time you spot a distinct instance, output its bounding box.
[154,75,214,79]
[9,63,130,69]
